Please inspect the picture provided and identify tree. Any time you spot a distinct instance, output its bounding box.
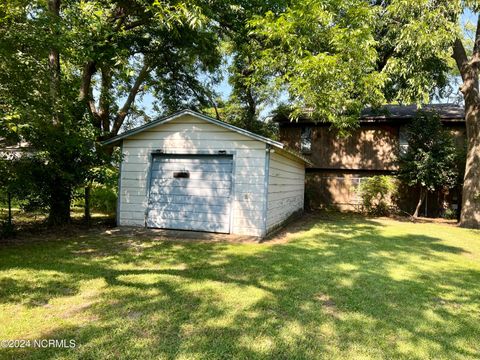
[250,0,480,227]
[199,1,290,131]
[370,0,479,227]
[67,0,224,142]
[1,0,100,224]
[0,155,18,234]
[202,99,279,139]
[251,0,386,134]
[398,111,459,218]
[450,13,480,228]
[0,0,225,224]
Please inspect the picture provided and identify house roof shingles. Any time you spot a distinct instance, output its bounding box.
[360,104,464,121]
[274,104,465,124]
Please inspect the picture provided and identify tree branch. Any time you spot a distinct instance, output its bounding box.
[110,62,150,136]
[79,61,102,128]
[452,38,469,81]
[473,14,480,57]
[79,61,96,102]
[48,0,61,126]
[88,88,101,128]
[99,66,112,133]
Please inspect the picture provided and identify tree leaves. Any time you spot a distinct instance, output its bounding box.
[379,0,458,104]
[250,0,385,132]
[398,111,459,192]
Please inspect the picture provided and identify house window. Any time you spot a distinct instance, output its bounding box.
[301,127,312,153]
[399,126,409,155]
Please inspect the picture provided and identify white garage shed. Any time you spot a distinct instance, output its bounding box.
[103,109,309,237]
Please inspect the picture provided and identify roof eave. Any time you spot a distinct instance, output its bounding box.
[274,146,313,166]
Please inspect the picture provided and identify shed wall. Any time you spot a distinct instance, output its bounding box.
[118,114,267,236]
[266,151,305,233]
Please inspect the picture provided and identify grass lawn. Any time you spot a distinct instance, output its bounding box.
[1,213,479,360]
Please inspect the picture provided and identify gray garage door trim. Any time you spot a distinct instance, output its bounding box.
[146,153,234,233]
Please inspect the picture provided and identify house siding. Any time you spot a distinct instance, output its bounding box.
[305,170,388,211]
[279,124,399,171]
[266,151,305,233]
[119,114,268,237]
[278,120,466,216]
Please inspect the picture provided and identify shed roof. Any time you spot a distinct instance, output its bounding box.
[102,109,311,165]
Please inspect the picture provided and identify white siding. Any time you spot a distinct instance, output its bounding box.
[119,114,267,236]
[266,151,305,233]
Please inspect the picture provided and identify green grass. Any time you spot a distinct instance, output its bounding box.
[1,213,479,360]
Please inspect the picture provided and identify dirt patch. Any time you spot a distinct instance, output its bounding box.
[0,211,339,246]
[102,227,263,244]
[0,216,115,245]
[3,210,461,247]
[385,215,458,226]
[126,311,143,320]
[262,213,320,244]
[432,297,462,309]
[62,302,96,318]
[314,293,340,318]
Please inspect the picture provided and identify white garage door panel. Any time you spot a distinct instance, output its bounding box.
[149,166,232,174]
[150,171,232,181]
[148,210,230,222]
[146,219,230,233]
[149,178,232,189]
[149,187,231,197]
[148,203,228,213]
[151,157,233,164]
[147,154,233,233]
[151,163,232,173]
[149,195,230,206]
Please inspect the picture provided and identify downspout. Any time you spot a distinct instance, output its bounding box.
[262,145,271,237]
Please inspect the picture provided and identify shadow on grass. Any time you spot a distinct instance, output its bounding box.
[1,215,479,359]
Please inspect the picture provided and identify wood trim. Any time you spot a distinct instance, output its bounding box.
[262,145,271,237]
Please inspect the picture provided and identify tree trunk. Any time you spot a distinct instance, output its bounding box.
[452,35,480,229]
[7,192,12,227]
[459,101,480,228]
[48,181,71,226]
[46,0,71,226]
[48,0,61,125]
[413,187,425,218]
[84,184,91,223]
[245,86,257,131]
[457,189,462,222]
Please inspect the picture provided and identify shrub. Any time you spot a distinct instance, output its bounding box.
[358,176,397,216]
[90,185,117,214]
[442,208,458,220]
[74,183,117,215]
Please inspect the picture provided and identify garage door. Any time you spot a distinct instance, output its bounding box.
[146,154,233,233]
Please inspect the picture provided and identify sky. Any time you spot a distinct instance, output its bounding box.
[138,68,232,120]
[463,8,477,26]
